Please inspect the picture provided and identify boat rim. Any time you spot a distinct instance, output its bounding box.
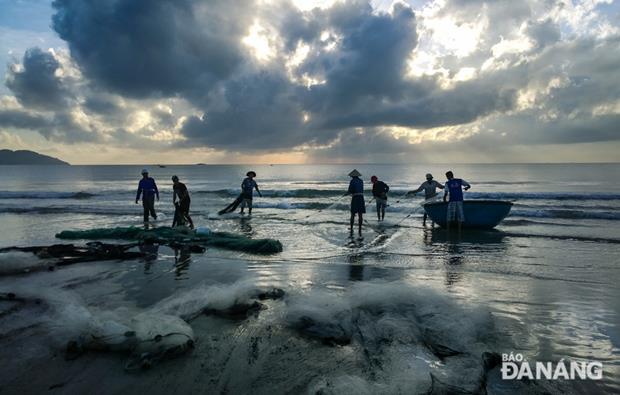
[423,200,514,206]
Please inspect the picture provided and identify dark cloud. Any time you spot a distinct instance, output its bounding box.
[525,18,561,50]
[51,0,255,99]
[0,108,101,144]
[83,95,123,115]
[5,47,70,110]
[0,108,50,129]
[180,70,311,150]
[1,0,617,159]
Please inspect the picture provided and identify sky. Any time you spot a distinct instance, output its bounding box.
[0,0,618,164]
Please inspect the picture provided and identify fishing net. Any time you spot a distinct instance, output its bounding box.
[56,227,283,254]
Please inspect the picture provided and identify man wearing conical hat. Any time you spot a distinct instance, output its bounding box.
[345,169,365,237]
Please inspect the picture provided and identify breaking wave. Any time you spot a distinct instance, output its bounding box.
[467,192,620,201]
[510,209,620,220]
[0,191,96,199]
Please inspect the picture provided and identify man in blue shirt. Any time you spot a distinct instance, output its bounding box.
[443,171,471,231]
[346,169,365,237]
[135,169,159,223]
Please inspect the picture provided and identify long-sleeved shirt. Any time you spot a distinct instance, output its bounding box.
[372,181,389,199]
[136,177,159,200]
[348,177,364,195]
[412,180,444,199]
[444,178,470,202]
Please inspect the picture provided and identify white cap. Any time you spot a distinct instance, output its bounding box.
[141,168,148,174]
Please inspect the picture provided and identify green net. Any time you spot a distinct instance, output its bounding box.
[55,227,283,254]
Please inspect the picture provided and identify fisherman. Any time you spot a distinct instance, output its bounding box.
[346,169,365,237]
[443,171,471,231]
[370,175,389,221]
[239,171,261,215]
[407,173,445,225]
[171,175,194,229]
[135,169,159,223]
[218,171,262,215]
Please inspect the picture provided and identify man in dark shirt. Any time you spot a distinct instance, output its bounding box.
[218,171,262,215]
[240,171,261,215]
[135,169,159,223]
[370,175,389,221]
[172,175,194,229]
[346,169,365,237]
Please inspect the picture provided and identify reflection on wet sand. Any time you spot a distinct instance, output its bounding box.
[238,217,253,236]
[421,227,510,287]
[139,242,160,274]
[174,247,192,279]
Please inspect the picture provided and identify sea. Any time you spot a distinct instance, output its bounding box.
[0,163,618,394]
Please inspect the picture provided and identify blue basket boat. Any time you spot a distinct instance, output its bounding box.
[423,200,513,229]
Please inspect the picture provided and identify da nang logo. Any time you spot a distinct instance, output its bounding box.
[501,353,603,381]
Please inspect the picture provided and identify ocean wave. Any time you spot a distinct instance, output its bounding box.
[510,209,620,220]
[0,191,97,200]
[476,180,544,185]
[467,192,620,201]
[194,189,620,201]
[0,206,138,216]
[195,189,345,198]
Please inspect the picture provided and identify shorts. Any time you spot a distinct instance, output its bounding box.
[241,198,253,209]
[447,201,464,222]
[350,195,366,214]
[178,199,191,214]
[240,193,253,209]
[375,198,387,210]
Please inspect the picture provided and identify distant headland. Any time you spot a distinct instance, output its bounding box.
[0,149,69,165]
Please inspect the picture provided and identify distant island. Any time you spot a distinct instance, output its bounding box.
[0,149,69,165]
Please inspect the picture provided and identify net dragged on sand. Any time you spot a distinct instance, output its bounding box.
[56,227,283,254]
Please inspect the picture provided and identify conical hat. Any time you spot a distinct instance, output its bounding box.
[348,169,362,177]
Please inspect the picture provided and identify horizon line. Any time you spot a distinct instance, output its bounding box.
[23,161,620,166]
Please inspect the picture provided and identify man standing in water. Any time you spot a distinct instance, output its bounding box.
[135,169,159,223]
[370,175,389,221]
[443,171,471,231]
[240,171,262,215]
[408,173,445,226]
[172,175,194,229]
[346,169,365,237]
[218,171,262,215]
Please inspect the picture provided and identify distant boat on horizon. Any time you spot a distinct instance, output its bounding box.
[158,165,166,168]
[196,163,207,166]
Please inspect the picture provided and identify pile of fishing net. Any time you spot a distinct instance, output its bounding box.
[56,226,283,254]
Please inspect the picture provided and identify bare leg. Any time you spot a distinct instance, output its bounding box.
[350,213,354,235]
[358,213,363,236]
[186,214,194,229]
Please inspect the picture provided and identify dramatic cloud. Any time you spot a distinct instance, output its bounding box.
[5,47,70,110]
[51,0,255,98]
[0,0,618,163]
